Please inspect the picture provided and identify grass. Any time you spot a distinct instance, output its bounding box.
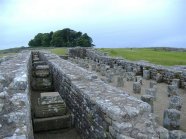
[50,48,67,55]
[98,48,186,66]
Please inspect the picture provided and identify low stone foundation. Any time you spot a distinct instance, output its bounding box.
[40,51,165,139]
[69,48,186,89]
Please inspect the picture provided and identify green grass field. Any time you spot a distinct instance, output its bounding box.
[50,48,67,55]
[99,48,186,66]
[1,47,185,66]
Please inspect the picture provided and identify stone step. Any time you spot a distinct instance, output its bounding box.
[31,77,53,91]
[35,92,67,118]
[32,61,47,68]
[35,103,67,118]
[33,65,50,77]
[33,57,40,62]
[33,114,72,132]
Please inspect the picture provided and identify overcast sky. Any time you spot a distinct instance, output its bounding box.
[0,0,185,50]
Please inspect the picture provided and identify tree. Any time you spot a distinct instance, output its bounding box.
[76,33,93,47]
[28,28,94,47]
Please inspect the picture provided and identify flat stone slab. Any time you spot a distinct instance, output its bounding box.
[35,92,67,118]
[31,77,53,91]
[33,114,72,132]
[33,65,50,77]
[40,92,64,105]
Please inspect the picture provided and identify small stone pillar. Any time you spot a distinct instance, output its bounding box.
[172,79,180,88]
[145,88,157,100]
[156,73,163,83]
[163,109,180,130]
[126,72,135,81]
[96,64,101,72]
[167,85,179,97]
[135,76,143,85]
[133,82,141,94]
[141,95,154,112]
[149,81,157,88]
[169,96,183,111]
[116,76,124,87]
[91,64,96,71]
[143,70,150,80]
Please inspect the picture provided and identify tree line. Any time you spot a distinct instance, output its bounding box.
[28,28,94,47]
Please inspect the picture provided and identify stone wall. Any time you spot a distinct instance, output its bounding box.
[69,48,186,89]
[0,51,33,139]
[40,51,165,139]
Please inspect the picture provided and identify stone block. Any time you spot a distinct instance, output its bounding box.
[145,88,157,100]
[169,96,183,111]
[169,130,186,139]
[32,61,47,68]
[141,95,154,112]
[116,76,124,87]
[167,85,179,97]
[156,126,169,139]
[133,82,141,94]
[163,109,180,130]
[91,64,96,71]
[126,65,133,72]
[156,73,163,83]
[31,77,53,91]
[135,76,142,85]
[143,70,150,80]
[149,81,157,88]
[172,79,180,88]
[33,114,72,132]
[126,72,135,81]
[33,65,50,77]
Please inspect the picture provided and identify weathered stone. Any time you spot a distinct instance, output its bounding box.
[33,65,50,77]
[9,74,27,90]
[116,76,124,87]
[136,133,148,139]
[31,77,53,91]
[169,130,186,139]
[32,61,47,68]
[0,102,4,112]
[143,70,150,80]
[145,88,157,100]
[167,85,179,97]
[126,65,133,72]
[126,72,135,81]
[135,76,142,85]
[141,95,154,112]
[35,92,67,118]
[133,82,141,94]
[116,134,134,139]
[156,73,163,83]
[149,81,157,88]
[156,126,169,139]
[33,114,72,132]
[0,91,8,99]
[91,64,96,71]
[172,79,180,88]
[169,96,183,111]
[163,109,180,130]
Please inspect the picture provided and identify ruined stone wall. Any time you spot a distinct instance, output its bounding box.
[40,51,165,139]
[69,48,186,89]
[0,51,34,139]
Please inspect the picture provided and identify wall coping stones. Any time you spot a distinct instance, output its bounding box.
[0,51,33,139]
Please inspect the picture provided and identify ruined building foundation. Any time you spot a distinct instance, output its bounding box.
[0,48,186,139]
